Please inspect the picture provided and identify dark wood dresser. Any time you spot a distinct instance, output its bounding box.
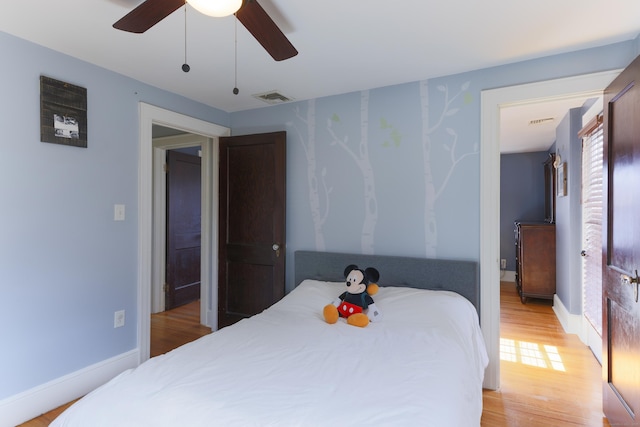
[514,221,556,303]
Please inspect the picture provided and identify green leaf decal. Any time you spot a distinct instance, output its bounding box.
[464,93,473,105]
[391,129,401,146]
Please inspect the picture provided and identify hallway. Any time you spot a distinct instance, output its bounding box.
[482,282,609,426]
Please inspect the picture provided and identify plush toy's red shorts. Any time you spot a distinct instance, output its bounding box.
[338,301,363,317]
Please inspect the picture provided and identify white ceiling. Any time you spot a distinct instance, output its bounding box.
[1,0,638,153]
[499,95,598,154]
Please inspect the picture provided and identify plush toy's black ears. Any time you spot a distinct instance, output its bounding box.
[344,264,359,277]
[364,267,380,283]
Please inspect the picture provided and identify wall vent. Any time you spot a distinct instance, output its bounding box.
[253,90,294,105]
[528,117,555,125]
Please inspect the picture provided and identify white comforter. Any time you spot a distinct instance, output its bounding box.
[51,280,488,427]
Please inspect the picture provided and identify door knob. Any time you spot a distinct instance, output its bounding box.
[272,243,280,257]
[621,270,639,302]
[621,271,639,284]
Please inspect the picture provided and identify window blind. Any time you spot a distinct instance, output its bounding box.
[580,115,603,336]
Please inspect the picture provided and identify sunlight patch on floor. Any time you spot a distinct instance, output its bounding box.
[500,338,566,371]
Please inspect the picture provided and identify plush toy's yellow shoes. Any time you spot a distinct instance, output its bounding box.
[367,283,379,296]
[347,313,369,328]
[323,304,339,324]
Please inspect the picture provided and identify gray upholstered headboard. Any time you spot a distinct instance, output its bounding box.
[294,250,480,317]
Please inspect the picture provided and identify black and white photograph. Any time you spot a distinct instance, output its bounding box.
[53,114,79,139]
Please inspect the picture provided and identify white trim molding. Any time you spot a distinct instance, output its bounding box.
[553,293,584,339]
[0,350,138,427]
[552,294,603,364]
[501,270,516,283]
[138,103,229,364]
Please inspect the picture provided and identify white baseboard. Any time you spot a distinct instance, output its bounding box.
[553,294,603,364]
[500,270,515,282]
[585,321,602,365]
[0,349,139,427]
[552,294,586,342]
[207,309,217,331]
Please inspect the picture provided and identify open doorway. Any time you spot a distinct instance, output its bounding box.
[480,69,621,390]
[497,95,605,364]
[137,103,230,364]
[151,128,207,314]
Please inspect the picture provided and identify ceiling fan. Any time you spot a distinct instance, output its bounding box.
[113,0,298,61]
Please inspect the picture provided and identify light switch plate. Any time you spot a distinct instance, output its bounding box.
[114,204,125,221]
[114,310,125,328]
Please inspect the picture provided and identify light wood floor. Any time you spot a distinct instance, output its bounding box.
[481,282,610,426]
[22,286,609,426]
[148,300,212,358]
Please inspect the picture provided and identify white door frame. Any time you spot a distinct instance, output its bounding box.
[138,103,230,364]
[480,69,620,390]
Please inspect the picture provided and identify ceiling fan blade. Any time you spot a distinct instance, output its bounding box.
[236,0,298,61]
[113,0,186,33]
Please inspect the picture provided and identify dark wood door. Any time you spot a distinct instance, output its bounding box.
[166,150,201,310]
[602,55,640,425]
[218,131,286,328]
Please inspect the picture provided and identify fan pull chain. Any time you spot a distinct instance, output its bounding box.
[182,5,190,72]
[233,15,239,95]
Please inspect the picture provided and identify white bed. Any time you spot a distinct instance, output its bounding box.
[51,251,488,426]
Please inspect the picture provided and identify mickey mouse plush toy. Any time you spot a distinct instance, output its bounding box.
[323,264,383,327]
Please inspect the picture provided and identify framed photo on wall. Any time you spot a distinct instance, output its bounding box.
[40,76,87,148]
[557,162,567,197]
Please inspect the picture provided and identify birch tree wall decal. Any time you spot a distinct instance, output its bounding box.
[293,99,330,251]
[437,127,477,199]
[327,90,378,254]
[420,80,475,257]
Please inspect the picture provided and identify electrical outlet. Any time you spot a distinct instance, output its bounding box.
[114,310,125,328]
[501,259,507,269]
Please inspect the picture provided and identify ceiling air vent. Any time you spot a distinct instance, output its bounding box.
[253,90,294,105]
[528,117,555,125]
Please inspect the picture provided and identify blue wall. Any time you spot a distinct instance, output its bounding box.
[233,41,638,292]
[0,31,229,401]
[554,108,585,314]
[1,27,639,406]
[233,82,480,269]
[500,152,550,271]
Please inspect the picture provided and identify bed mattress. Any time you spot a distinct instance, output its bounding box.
[51,279,488,426]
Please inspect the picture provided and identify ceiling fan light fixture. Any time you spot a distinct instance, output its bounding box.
[187,0,242,17]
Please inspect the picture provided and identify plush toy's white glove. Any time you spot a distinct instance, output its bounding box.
[367,303,383,322]
[331,297,342,307]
